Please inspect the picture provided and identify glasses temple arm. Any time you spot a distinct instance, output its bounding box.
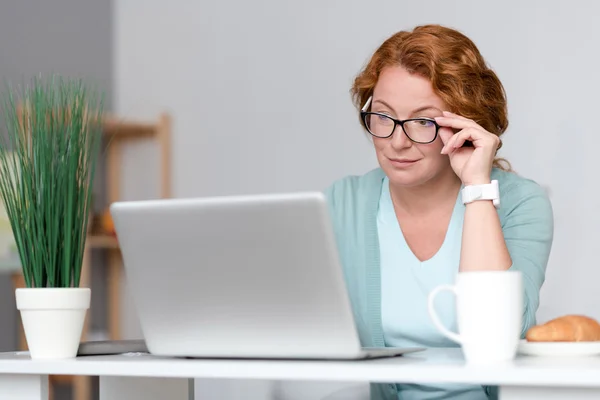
[361,96,372,112]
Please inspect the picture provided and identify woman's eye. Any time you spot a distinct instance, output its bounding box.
[416,119,434,127]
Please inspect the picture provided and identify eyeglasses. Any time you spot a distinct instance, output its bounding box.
[360,96,441,144]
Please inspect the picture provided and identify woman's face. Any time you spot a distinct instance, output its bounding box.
[370,66,453,188]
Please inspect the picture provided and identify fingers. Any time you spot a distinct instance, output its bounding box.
[436,112,499,155]
[438,127,454,145]
[441,130,473,154]
[436,111,471,145]
[435,113,479,130]
[440,128,499,154]
[442,110,470,121]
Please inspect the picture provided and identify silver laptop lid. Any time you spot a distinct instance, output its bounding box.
[110,192,363,359]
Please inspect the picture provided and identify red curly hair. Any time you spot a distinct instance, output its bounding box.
[351,24,510,170]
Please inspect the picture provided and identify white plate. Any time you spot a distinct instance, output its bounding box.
[518,339,600,357]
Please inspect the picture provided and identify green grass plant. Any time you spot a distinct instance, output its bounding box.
[0,75,103,288]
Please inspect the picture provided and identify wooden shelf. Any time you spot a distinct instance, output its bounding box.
[10,111,171,400]
[87,235,119,249]
[102,117,158,138]
[17,105,160,140]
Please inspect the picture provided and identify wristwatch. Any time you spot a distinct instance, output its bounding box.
[461,180,500,208]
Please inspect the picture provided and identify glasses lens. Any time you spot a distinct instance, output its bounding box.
[364,113,395,138]
[404,119,437,143]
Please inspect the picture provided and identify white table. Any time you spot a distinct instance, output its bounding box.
[2,348,600,400]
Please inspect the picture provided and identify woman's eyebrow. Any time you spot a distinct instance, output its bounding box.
[372,100,441,116]
[411,106,442,115]
[372,99,394,110]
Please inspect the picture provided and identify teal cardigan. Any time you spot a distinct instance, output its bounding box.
[323,167,554,400]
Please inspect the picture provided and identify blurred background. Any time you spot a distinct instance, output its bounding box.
[0,0,597,399]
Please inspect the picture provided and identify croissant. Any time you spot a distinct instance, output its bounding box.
[526,315,600,342]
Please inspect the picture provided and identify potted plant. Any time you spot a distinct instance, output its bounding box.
[0,76,103,359]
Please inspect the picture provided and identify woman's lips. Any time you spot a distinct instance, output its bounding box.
[388,158,419,167]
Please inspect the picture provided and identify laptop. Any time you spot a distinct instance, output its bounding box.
[109,191,424,360]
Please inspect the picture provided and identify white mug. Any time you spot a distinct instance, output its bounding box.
[427,270,523,364]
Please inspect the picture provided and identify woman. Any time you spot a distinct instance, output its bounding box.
[324,24,554,400]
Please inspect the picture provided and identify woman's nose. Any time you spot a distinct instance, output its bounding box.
[389,126,412,150]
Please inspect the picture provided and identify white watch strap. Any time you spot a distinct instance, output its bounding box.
[461,180,500,208]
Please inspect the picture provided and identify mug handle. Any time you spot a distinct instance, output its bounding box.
[427,284,462,344]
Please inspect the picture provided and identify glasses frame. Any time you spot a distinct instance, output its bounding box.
[360,96,441,144]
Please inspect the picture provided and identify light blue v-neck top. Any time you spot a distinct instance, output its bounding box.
[324,167,554,400]
[378,177,487,399]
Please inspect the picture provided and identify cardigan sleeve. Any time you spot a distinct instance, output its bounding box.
[500,180,554,337]
[483,180,553,400]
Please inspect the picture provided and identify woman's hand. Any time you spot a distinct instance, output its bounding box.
[435,111,500,186]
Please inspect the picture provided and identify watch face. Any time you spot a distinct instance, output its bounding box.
[462,180,499,206]
[471,187,483,200]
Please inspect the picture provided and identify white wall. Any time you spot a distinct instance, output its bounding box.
[114,0,600,397]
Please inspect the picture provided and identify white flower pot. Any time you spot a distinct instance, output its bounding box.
[15,287,91,359]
